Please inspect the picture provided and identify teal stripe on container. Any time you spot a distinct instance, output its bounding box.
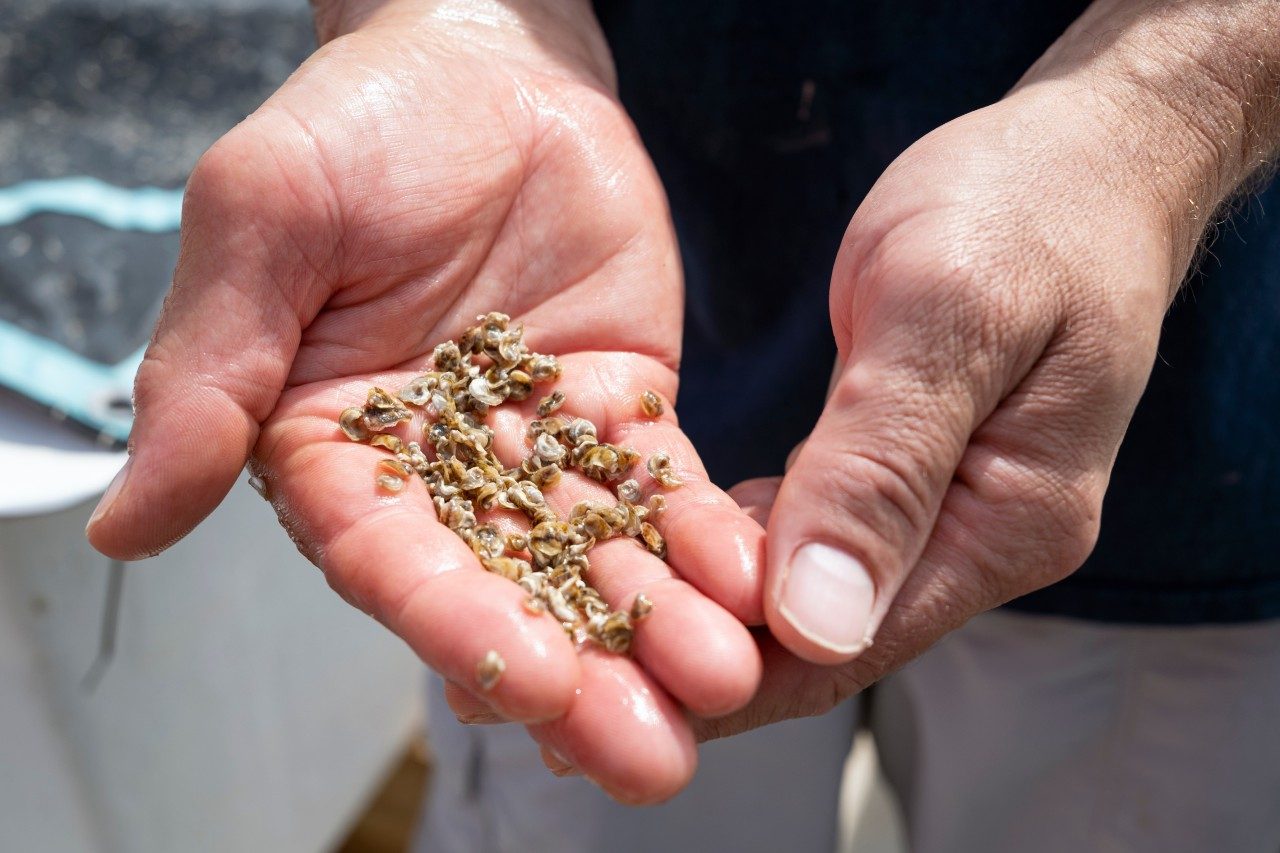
[0,321,141,443]
[0,176,180,442]
[0,177,184,231]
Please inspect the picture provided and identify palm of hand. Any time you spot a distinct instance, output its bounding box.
[91,33,765,802]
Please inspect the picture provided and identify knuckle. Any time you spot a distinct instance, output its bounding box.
[186,130,263,215]
[836,237,1057,412]
[1015,470,1105,587]
[813,443,939,553]
[953,447,1107,594]
[183,139,286,257]
[186,115,329,236]
[182,118,342,300]
[843,208,1056,324]
[843,229,987,345]
[1049,476,1105,576]
[129,349,171,414]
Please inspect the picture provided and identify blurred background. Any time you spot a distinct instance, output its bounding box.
[0,0,905,849]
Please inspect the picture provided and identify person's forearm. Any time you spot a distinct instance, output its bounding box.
[308,0,615,91]
[1014,0,1279,279]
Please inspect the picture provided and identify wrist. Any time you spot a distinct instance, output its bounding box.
[310,0,616,93]
[1012,0,1279,279]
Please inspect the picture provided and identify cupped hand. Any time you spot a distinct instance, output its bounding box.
[85,0,764,802]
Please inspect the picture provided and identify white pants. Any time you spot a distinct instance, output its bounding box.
[873,611,1280,853]
[416,611,1280,853]
[415,674,857,853]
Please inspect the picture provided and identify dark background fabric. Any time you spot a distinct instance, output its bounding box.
[596,0,1280,623]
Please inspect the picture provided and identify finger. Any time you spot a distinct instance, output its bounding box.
[703,335,1146,740]
[610,418,768,624]
[491,350,768,624]
[692,632,843,743]
[727,476,782,527]
[539,745,581,777]
[445,680,510,725]
[86,122,335,559]
[256,385,582,722]
[527,649,697,804]
[483,433,761,719]
[764,365,983,662]
[764,269,1052,663]
[490,354,766,715]
[572,536,762,718]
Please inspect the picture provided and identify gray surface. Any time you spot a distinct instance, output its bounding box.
[0,0,314,363]
[1,0,314,187]
[1,216,179,364]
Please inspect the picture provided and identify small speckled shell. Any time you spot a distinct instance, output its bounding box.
[640,390,664,418]
[476,650,505,691]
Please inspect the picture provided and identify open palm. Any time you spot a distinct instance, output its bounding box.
[87,12,764,802]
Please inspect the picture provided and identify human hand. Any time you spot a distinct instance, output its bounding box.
[85,0,765,802]
[693,0,1280,737]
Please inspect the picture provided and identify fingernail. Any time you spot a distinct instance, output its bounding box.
[778,542,875,654]
[541,746,578,776]
[87,458,132,534]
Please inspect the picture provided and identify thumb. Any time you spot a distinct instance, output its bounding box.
[764,356,985,664]
[86,128,332,559]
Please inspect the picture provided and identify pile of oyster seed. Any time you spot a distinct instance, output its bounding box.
[338,312,681,658]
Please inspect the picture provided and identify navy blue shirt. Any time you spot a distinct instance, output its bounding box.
[596,0,1280,624]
